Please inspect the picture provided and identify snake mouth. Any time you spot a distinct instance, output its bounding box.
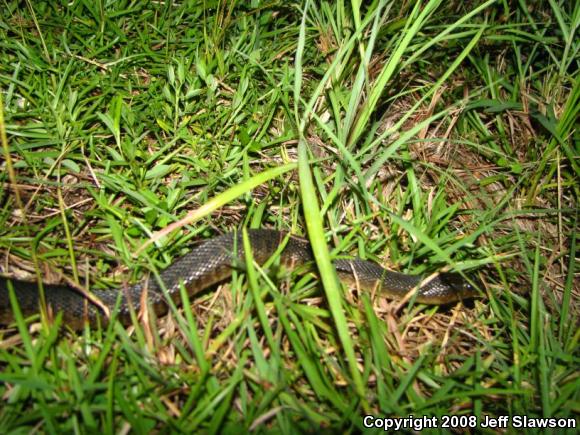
[439,272,483,300]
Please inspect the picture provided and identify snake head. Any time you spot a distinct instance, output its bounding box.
[438,272,483,302]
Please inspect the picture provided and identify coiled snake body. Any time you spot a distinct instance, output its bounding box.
[0,229,479,329]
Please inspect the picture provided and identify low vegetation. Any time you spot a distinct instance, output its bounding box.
[0,0,577,432]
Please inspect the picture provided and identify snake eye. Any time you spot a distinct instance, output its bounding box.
[462,277,483,298]
[438,272,481,301]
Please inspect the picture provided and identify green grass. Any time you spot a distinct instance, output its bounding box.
[0,0,578,432]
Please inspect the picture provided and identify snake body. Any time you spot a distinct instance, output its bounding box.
[0,229,478,329]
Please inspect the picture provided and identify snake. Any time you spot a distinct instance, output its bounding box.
[0,229,480,329]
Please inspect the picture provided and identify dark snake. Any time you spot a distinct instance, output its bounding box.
[0,229,480,329]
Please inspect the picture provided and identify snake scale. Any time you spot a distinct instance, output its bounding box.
[0,229,479,329]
